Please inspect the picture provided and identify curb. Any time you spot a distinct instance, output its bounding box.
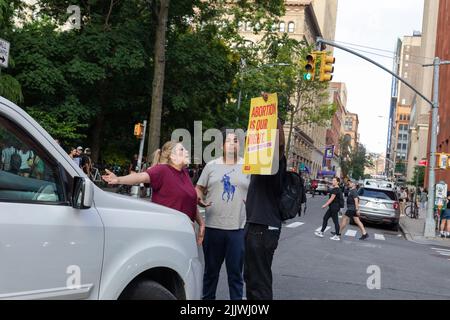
[399,219,450,248]
[398,220,413,241]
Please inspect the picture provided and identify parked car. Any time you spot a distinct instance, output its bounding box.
[316,179,330,195]
[0,96,202,300]
[357,183,400,231]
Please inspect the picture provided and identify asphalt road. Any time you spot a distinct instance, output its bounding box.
[212,194,450,300]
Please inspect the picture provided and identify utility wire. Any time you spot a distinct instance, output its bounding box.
[331,39,435,62]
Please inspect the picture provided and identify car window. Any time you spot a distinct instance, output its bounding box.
[0,116,65,203]
[358,188,397,201]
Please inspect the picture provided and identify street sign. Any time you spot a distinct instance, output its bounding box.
[435,181,447,199]
[325,146,334,159]
[0,38,10,68]
[418,159,428,167]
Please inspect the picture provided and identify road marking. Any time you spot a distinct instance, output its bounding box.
[315,227,331,233]
[374,234,385,241]
[431,247,450,252]
[286,222,305,228]
[345,230,357,237]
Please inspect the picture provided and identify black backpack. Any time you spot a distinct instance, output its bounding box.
[279,171,306,221]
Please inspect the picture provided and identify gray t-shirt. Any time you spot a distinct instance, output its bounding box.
[196,158,250,230]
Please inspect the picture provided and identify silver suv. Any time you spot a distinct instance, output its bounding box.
[357,180,400,231]
[0,96,202,300]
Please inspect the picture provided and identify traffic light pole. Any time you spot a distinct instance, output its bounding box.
[316,37,450,238]
[131,120,147,198]
[316,38,432,105]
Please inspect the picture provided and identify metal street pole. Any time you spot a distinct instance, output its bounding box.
[131,120,147,198]
[424,58,440,236]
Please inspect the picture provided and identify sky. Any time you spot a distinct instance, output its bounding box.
[332,0,424,155]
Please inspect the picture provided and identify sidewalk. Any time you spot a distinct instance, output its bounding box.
[399,207,450,248]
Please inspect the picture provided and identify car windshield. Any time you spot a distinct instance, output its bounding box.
[358,188,397,201]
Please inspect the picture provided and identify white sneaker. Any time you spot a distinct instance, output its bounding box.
[330,235,341,241]
[315,231,324,238]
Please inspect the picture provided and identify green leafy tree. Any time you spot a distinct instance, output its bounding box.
[0,0,23,103]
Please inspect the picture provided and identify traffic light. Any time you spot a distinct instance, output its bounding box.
[134,123,144,138]
[303,53,316,81]
[319,52,335,82]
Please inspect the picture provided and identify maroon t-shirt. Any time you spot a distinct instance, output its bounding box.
[146,164,197,221]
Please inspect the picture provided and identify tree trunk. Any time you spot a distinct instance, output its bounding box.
[91,111,104,164]
[286,110,295,163]
[147,0,170,159]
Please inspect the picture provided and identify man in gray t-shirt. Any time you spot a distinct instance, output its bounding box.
[195,130,250,300]
[197,158,249,230]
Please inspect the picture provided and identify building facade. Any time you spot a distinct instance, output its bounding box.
[344,113,359,150]
[386,33,422,179]
[425,0,450,187]
[406,0,439,181]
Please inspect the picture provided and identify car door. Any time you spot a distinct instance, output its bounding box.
[0,113,104,299]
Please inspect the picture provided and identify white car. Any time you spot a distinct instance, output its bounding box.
[0,96,202,300]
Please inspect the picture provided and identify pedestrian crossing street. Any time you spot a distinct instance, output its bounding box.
[431,247,450,261]
[283,221,396,241]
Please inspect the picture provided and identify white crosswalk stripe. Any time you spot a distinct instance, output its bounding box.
[345,230,357,237]
[374,234,385,241]
[286,222,305,228]
[431,248,450,257]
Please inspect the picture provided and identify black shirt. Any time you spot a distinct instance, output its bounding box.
[347,189,359,211]
[329,187,341,211]
[246,156,286,229]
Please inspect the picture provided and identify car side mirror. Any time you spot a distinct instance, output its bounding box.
[73,177,94,209]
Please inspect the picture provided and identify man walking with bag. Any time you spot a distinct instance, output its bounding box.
[315,177,342,241]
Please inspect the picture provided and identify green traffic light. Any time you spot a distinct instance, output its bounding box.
[304,73,312,81]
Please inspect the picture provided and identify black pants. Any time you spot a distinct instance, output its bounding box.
[244,223,281,300]
[202,228,245,300]
[321,208,340,235]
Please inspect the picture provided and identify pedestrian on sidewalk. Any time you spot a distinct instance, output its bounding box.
[399,187,408,215]
[337,181,369,240]
[244,115,286,300]
[196,129,250,300]
[102,141,206,244]
[420,188,428,210]
[439,191,450,238]
[315,177,342,241]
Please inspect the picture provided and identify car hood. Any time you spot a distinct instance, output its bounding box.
[93,185,190,222]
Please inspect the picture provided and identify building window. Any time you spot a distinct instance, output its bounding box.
[402,98,406,104]
[405,54,410,60]
[404,72,408,78]
[288,22,295,33]
[279,22,285,32]
[397,143,402,150]
[405,63,409,67]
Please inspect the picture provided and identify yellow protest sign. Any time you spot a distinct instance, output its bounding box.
[243,93,279,175]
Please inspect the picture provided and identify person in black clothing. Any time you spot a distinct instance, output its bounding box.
[315,177,342,240]
[338,181,369,240]
[244,116,286,300]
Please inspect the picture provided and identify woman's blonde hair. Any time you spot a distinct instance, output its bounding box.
[151,141,179,167]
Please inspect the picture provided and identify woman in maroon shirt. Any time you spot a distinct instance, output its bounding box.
[102,141,206,245]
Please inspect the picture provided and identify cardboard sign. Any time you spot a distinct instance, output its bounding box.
[243,93,279,175]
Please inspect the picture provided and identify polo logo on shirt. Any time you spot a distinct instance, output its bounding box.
[221,170,236,203]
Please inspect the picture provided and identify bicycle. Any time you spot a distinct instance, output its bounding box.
[404,201,419,219]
